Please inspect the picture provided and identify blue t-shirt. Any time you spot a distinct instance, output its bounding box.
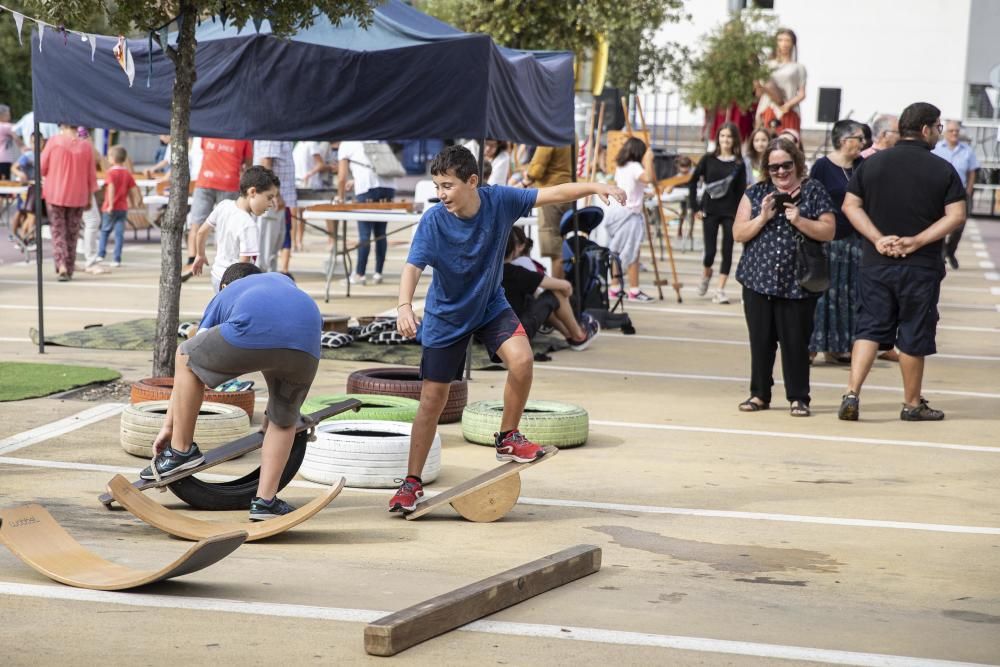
[407,185,537,348]
[198,272,322,358]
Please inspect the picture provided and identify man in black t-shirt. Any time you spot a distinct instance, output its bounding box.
[839,102,966,422]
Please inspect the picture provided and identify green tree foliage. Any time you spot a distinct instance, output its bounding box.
[418,0,686,93]
[0,2,110,118]
[681,11,776,114]
[21,0,376,376]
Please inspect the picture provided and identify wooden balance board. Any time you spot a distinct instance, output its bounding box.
[405,447,557,522]
[98,398,361,507]
[0,504,246,591]
[106,474,345,542]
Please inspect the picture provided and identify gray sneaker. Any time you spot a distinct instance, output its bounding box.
[139,443,205,480]
[900,397,944,421]
[697,275,710,296]
[249,496,296,521]
[838,392,859,421]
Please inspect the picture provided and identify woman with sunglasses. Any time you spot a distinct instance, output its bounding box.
[808,120,866,365]
[733,137,835,417]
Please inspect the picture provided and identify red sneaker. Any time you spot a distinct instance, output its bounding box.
[494,430,545,463]
[388,476,424,513]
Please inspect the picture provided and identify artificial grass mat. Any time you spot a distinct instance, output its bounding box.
[0,362,121,401]
[29,319,569,369]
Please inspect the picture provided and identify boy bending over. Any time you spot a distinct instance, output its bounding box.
[141,263,322,521]
[390,146,625,513]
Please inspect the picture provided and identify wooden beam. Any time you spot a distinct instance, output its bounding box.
[364,544,602,656]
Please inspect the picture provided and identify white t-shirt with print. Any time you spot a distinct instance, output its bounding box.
[206,199,259,289]
[338,141,396,196]
[489,151,511,186]
[614,161,647,214]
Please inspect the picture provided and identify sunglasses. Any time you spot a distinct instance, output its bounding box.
[766,160,795,174]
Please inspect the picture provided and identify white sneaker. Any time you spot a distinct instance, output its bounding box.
[341,274,366,286]
[371,273,383,285]
[712,289,730,304]
[110,261,121,268]
[697,275,710,296]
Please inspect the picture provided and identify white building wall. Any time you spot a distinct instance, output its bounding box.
[652,0,987,130]
[966,0,1000,86]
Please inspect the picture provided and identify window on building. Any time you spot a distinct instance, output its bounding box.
[733,0,775,9]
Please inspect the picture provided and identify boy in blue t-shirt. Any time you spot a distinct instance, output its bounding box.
[390,145,626,513]
[140,263,323,521]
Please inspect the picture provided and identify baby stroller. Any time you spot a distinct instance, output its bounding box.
[560,207,636,335]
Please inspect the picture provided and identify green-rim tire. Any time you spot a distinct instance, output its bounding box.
[461,400,588,449]
[301,394,420,423]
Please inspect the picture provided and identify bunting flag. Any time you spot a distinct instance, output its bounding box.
[252,16,264,33]
[146,31,153,87]
[159,24,169,50]
[88,34,96,61]
[36,19,43,51]
[12,10,23,45]
[112,35,136,88]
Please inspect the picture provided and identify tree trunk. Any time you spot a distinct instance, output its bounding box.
[152,3,197,377]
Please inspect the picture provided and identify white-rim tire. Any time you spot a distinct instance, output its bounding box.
[119,400,251,459]
[461,400,589,448]
[300,420,440,488]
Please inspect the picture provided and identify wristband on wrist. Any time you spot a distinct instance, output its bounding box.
[397,302,411,310]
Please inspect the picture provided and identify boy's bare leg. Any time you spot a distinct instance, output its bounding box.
[496,335,534,431]
[551,292,585,340]
[627,261,640,291]
[256,423,296,499]
[846,339,880,394]
[407,381,450,476]
[168,350,204,453]
[186,224,200,266]
[898,352,925,406]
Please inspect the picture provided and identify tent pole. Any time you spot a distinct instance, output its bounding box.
[465,137,488,381]
[571,135,581,318]
[33,120,45,354]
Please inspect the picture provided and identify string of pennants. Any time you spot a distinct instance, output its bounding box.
[0,3,269,89]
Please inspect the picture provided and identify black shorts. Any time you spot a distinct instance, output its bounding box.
[420,308,526,383]
[855,264,941,356]
[518,291,559,340]
[179,327,319,427]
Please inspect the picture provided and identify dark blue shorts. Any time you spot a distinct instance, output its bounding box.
[281,207,292,250]
[420,308,526,383]
[855,264,941,356]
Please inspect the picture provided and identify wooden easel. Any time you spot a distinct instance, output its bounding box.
[620,96,666,300]
[634,94,683,302]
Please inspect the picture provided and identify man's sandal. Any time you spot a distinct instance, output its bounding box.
[738,397,769,412]
[790,401,811,417]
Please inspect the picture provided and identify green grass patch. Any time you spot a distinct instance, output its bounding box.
[0,362,121,401]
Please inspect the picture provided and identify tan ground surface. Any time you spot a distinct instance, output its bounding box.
[0,218,998,666]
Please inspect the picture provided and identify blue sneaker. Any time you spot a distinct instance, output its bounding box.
[139,443,205,480]
[249,496,296,521]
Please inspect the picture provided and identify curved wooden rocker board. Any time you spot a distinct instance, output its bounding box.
[406,447,557,522]
[0,504,246,591]
[107,474,345,542]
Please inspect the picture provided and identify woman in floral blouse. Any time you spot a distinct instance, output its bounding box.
[733,137,835,417]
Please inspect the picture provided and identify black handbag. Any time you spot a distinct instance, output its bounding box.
[794,230,829,293]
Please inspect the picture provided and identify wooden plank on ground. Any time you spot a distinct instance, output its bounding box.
[364,544,602,656]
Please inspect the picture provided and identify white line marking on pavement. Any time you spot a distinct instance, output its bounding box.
[0,403,124,455]
[0,337,31,343]
[0,304,204,317]
[972,242,986,250]
[985,272,999,281]
[939,324,1000,332]
[979,261,996,269]
[602,332,1000,361]
[0,583,990,666]
[537,364,1000,399]
[588,419,999,454]
[4,456,999,534]
[975,251,989,258]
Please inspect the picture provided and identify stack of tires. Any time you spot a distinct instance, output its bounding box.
[300,394,419,423]
[299,420,441,489]
[346,367,467,423]
[461,400,589,449]
[119,400,251,458]
[131,377,256,421]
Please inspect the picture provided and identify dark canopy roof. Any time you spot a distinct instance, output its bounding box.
[31,1,575,144]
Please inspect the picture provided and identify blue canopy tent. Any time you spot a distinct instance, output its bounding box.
[30,1,575,145]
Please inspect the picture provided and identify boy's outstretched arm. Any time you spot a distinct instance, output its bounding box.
[534,182,627,208]
[396,263,423,338]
